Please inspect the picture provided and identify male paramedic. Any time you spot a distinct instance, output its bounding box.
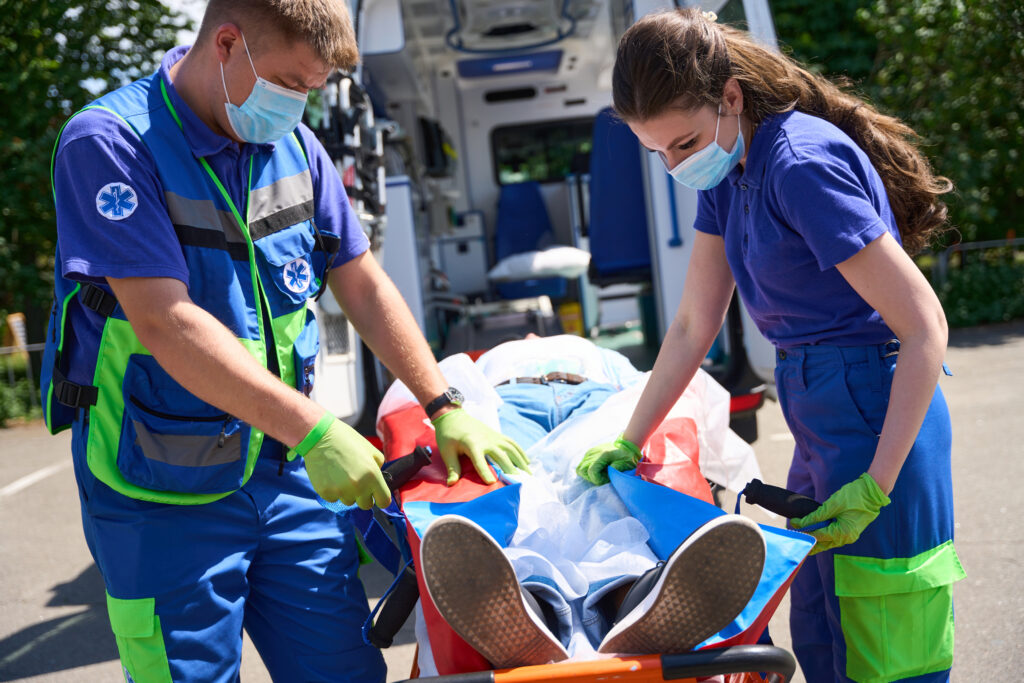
[41,1,528,680]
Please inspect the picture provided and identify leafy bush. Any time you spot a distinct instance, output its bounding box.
[0,376,42,426]
[770,0,877,83]
[861,0,1024,244]
[937,255,1024,327]
[0,1,187,318]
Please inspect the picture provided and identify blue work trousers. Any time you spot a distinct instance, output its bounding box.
[777,341,960,683]
[72,421,386,683]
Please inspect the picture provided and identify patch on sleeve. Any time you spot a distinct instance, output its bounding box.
[96,182,138,220]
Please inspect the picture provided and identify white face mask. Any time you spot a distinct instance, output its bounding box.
[220,32,307,143]
[664,105,744,190]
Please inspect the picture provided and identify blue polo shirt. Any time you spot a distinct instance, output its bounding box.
[54,45,369,288]
[52,45,369,391]
[694,110,899,348]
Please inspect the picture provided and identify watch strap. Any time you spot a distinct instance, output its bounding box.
[425,388,459,417]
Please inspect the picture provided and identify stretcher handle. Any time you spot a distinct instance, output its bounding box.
[367,565,419,649]
[395,644,796,682]
[662,644,796,681]
[742,478,821,519]
[381,445,433,492]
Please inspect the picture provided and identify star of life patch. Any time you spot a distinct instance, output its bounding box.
[283,257,312,294]
[96,182,138,220]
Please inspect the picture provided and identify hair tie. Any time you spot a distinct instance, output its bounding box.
[702,10,718,22]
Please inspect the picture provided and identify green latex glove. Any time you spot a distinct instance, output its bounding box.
[791,472,890,555]
[297,413,391,510]
[431,408,530,486]
[576,436,642,485]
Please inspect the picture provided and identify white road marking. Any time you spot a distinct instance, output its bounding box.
[768,432,795,442]
[0,609,92,669]
[0,460,72,499]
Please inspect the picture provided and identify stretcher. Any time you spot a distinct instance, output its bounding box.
[341,382,815,683]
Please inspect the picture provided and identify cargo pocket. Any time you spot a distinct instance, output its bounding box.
[834,540,966,683]
[106,593,173,683]
[254,225,317,309]
[292,309,320,396]
[118,354,246,494]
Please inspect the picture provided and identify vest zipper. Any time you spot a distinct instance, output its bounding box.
[129,395,229,422]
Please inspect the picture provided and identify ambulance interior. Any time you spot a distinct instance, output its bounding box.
[309,0,778,437]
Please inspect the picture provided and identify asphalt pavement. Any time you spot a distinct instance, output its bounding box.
[1,320,1021,682]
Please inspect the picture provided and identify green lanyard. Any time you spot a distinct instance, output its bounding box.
[158,78,271,358]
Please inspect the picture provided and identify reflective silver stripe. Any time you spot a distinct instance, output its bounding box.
[248,169,315,240]
[132,422,242,467]
[164,191,246,244]
[249,169,313,222]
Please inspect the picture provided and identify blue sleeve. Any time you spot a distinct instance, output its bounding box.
[296,124,370,268]
[693,189,721,235]
[774,155,889,270]
[54,110,189,285]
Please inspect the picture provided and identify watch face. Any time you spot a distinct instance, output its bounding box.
[446,388,465,405]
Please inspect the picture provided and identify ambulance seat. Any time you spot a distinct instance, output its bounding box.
[587,108,652,286]
[494,181,567,300]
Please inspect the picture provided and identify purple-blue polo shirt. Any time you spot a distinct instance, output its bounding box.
[54,45,369,290]
[694,110,900,348]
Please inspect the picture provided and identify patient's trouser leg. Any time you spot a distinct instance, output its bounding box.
[496,380,619,450]
[777,344,961,683]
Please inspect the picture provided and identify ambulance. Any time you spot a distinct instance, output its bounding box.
[309,0,780,441]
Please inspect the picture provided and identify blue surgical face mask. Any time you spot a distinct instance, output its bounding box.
[221,32,307,144]
[665,105,744,190]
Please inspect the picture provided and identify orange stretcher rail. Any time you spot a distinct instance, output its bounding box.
[398,644,796,683]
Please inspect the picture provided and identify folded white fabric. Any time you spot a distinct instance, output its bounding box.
[487,246,591,282]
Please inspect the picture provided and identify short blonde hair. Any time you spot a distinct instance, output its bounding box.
[198,0,359,71]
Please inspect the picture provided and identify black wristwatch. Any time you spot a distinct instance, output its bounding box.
[425,387,464,418]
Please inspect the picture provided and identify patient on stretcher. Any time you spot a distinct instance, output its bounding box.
[378,335,769,670]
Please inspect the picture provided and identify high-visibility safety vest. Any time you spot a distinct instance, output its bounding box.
[41,73,338,505]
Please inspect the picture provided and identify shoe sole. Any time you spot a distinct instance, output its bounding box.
[420,516,569,668]
[598,514,766,655]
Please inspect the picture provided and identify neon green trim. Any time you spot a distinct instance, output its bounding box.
[834,539,965,597]
[43,283,81,434]
[271,306,308,389]
[86,319,262,505]
[106,593,173,683]
[356,535,373,566]
[834,542,963,682]
[160,79,274,376]
[158,77,183,129]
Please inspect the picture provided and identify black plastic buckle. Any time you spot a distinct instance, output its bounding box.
[80,284,118,318]
[54,380,98,409]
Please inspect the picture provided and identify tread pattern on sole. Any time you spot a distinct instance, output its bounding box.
[599,520,766,655]
[421,518,569,668]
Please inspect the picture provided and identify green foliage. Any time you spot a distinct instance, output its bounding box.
[0,376,42,426]
[860,0,1024,243]
[937,253,1024,327]
[0,0,188,319]
[770,0,877,83]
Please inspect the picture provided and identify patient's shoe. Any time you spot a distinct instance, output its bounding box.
[420,515,569,668]
[597,514,766,655]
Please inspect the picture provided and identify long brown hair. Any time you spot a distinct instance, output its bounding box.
[612,9,952,255]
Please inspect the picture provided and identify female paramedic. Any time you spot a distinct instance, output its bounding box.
[577,9,965,683]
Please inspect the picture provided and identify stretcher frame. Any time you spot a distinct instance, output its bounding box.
[364,389,805,683]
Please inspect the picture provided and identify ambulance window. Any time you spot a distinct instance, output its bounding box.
[491,117,594,185]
